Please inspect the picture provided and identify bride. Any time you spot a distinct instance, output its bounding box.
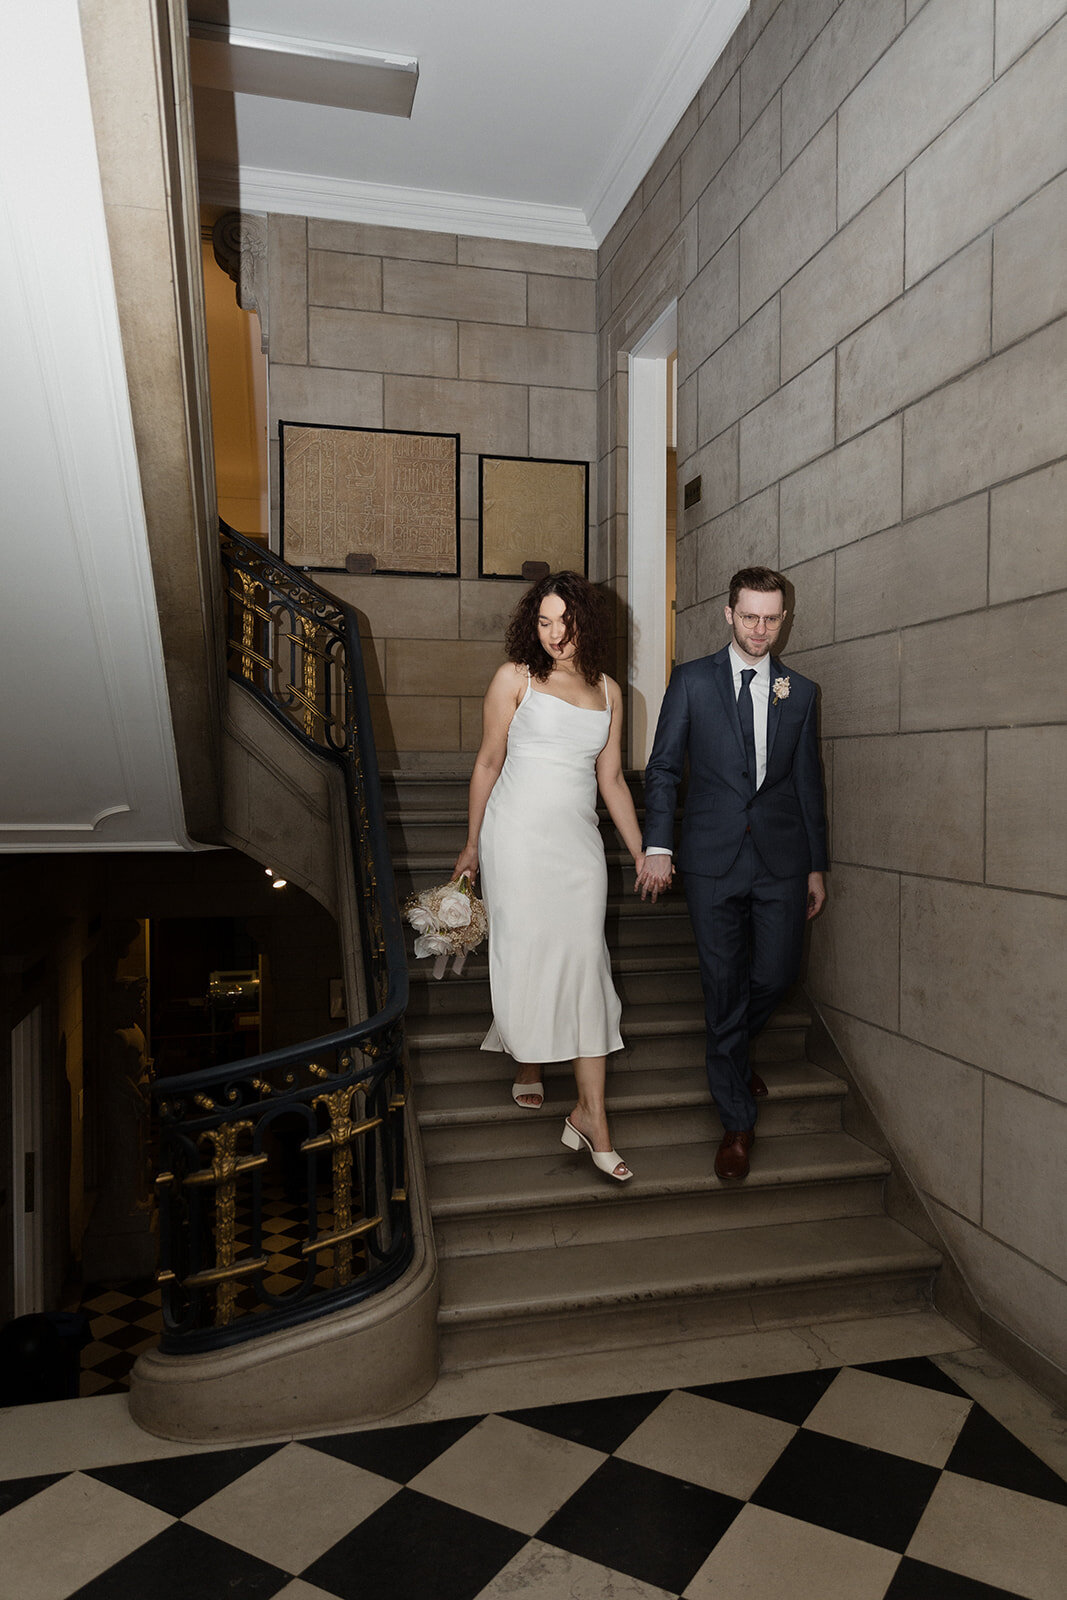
[453,571,668,1182]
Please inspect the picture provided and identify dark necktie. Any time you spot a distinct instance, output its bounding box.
[737,668,757,792]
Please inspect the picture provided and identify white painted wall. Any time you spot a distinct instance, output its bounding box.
[627,302,677,767]
[0,3,191,850]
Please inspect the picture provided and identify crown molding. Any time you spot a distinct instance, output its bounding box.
[586,0,749,244]
[198,161,597,249]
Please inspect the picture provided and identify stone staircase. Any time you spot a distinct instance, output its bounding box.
[385,776,940,1374]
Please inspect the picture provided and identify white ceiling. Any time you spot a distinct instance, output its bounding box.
[191,0,749,245]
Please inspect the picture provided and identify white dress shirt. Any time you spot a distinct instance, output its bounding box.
[646,647,772,857]
[729,645,771,789]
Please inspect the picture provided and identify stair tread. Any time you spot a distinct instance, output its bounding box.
[407,949,703,986]
[428,1130,889,1215]
[417,1059,843,1126]
[407,1002,810,1051]
[437,1213,939,1322]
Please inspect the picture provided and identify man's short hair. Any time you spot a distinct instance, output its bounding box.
[728,566,787,610]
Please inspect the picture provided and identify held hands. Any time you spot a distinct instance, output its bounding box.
[635,851,674,902]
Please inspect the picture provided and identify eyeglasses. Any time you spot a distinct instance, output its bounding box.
[735,611,785,629]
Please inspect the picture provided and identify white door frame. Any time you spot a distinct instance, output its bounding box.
[627,301,678,768]
[11,1006,44,1317]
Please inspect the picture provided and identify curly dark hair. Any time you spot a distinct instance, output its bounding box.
[504,570,611,685]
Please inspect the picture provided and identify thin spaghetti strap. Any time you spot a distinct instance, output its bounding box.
[602,674,610,711]
[520,666,533,705]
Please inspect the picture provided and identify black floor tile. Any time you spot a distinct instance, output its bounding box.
[0,1472,64,1514]
[503,1389,669,1453]
[304,1413,482,1483]
[856,1355,973,1400]
[302,1487,525,1600]
[884,1555,1025,1599]
[90,1352,144,1383]
[686,1365,840,1424]
[944,1404,1067,1507]
[92,1323,158,1352]
[750,1428,940,1551]
[67,1521,289,1600]
[539,1454,742,1594]
[87,1444,284,1517]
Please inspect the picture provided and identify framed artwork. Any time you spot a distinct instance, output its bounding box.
[478,455,588,579]
[279,422,459,574]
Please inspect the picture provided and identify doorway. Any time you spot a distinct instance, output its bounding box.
[627,302,678,767]
[10,1006,44,1318]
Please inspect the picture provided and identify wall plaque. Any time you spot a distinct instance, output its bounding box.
[478,456,588,579]
[280,422,459,574]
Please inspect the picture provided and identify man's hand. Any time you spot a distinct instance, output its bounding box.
[636,853,673,902]
[806,871,826,919]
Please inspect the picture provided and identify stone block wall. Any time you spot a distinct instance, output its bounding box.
[263,218,598,773]
[596,0,1067,1386]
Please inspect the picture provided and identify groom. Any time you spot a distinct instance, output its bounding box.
[638,567,827,1179]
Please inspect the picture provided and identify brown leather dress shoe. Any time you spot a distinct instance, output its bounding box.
[715,1128,755,1180]
[749,1071,768,1098]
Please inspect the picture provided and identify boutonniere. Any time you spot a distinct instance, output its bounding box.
[772,676,790,706]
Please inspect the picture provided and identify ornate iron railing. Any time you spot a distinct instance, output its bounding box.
[151,526,411,1353]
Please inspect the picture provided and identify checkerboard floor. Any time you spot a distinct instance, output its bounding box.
[5,1356,1064,1598]
[77,1190,349,1396]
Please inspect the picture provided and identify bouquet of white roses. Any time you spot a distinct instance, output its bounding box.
[403,875,488,979]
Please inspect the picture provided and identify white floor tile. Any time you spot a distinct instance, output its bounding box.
[907,1470,1067,1600]
[0,1395,235,1479]
[408,1413,605,1535]
[473,1538,675,1600]
[183,1441,397,1572]
[803,1366,973,1466]
[615,1389,796,1499]
[683,1504,900,1600]
[0,1473,172,1600]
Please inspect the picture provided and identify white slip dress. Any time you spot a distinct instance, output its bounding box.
[479,671,624,1063]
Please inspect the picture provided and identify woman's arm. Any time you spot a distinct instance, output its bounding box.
[451,663,525,880]
[595,677,658,883]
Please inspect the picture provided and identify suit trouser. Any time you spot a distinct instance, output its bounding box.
[683,834,808,1132]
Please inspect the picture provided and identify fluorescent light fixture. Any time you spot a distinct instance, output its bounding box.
[188,21,419,117]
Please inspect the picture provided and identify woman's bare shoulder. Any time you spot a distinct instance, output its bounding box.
[487,660,528,701]
[603,673,623,705]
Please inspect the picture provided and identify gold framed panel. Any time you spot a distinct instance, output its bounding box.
[280,422,459,574]
[478,456,589,579]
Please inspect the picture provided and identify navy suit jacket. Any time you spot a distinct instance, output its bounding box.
[643,646,828,880]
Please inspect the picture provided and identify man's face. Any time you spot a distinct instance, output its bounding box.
[724,587,786,663]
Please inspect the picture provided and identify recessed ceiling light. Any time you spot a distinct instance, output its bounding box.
[188,21,419,117]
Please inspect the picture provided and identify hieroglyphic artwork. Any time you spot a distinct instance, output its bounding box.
[479,456,588,578]
[281,424,458,573]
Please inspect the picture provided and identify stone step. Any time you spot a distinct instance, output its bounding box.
[405,963,704,1018]
[427,1129,887,1220]
[416,1057,841,1129]
[407,946,701,990]
[434,1171,888,1259]
[423,1094,843,1165]
[436,1214,940,1369]
[418,1062,845,1164]
[405,1003,810,1065]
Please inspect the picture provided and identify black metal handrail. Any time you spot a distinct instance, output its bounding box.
[150,525,411,1353]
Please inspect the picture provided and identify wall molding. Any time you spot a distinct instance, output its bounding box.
[586,0,750,243]
[198,161,597,249]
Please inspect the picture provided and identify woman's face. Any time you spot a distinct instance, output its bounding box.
[537,593,577,662]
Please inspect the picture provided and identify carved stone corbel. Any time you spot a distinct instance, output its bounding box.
[212,210,269,353]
